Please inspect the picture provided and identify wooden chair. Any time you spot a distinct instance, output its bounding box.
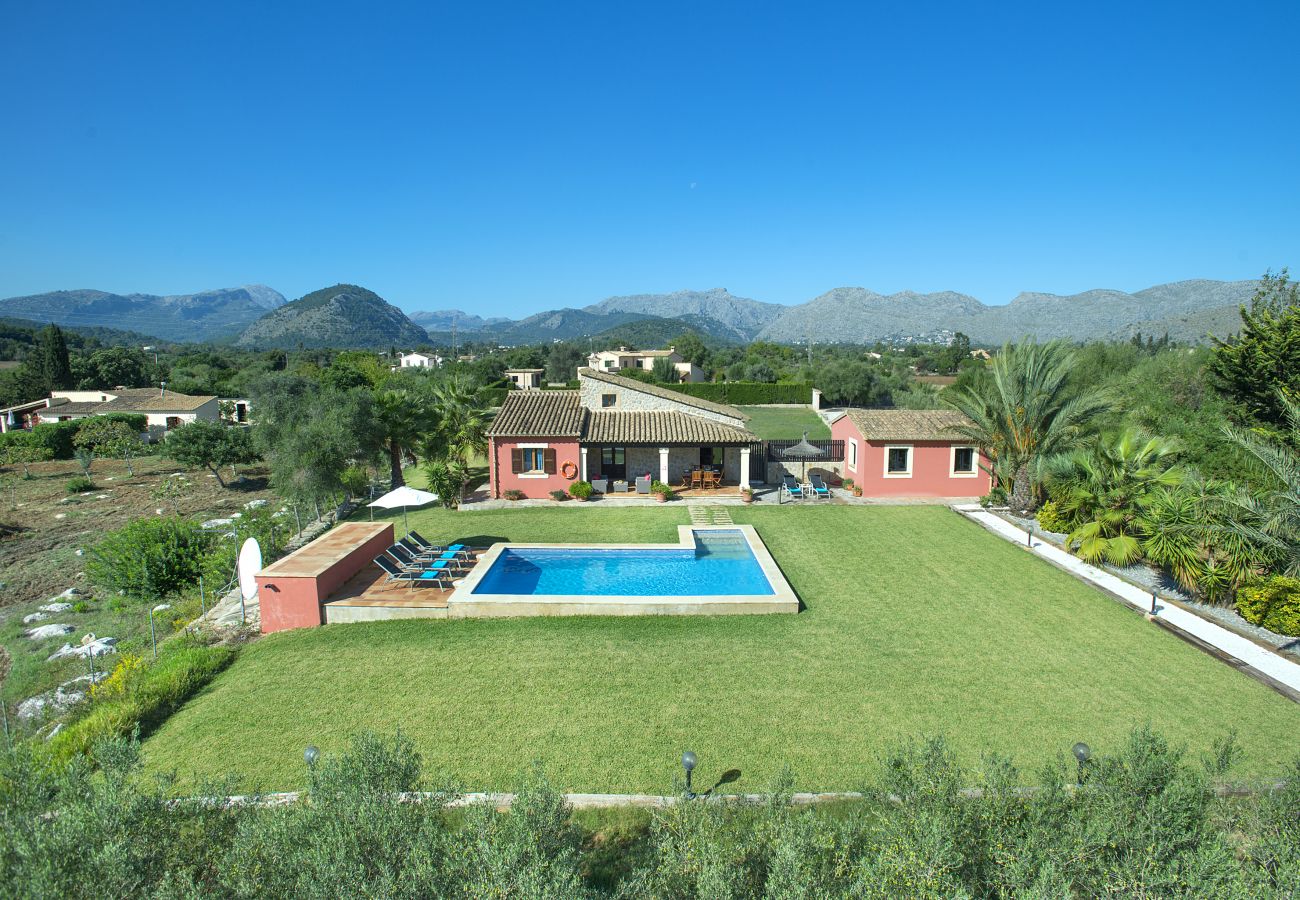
[690,469,703,490]
[702,470,719,490]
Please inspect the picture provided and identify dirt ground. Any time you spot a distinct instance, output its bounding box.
[0,455,279,611]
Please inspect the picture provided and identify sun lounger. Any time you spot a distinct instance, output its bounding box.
[375,555,450,588]
[809,474,832,499]
[780,475,804,503]
[407,532,471,558]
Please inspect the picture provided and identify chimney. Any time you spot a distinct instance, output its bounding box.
[160,381,167,398]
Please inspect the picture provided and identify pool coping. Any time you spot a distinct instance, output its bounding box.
[444,525,800,617]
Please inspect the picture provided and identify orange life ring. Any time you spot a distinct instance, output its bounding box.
[560,461,578,480]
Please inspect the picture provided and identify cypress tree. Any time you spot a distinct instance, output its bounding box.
[35,324,74,390]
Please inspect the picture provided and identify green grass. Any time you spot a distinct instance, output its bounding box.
[736,406,830,440]
[141,505,1300,792]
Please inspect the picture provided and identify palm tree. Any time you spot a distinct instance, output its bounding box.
[1140,476,1261,602]
[419,372,491,504]
[943,339,1109,513]
[371,388,427,489]
[1046,430,1183,566]
[1210,394,1300,578]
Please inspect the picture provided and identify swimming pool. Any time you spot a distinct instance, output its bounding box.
[446,525,799,617]
[472,529,775,596]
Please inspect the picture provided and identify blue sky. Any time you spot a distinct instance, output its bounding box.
[1,1,1296,317]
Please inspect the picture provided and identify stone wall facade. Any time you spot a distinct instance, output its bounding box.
[579,376,746,427]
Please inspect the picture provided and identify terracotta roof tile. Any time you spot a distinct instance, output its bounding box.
[584,411,756,445]
[487,390,584,437]
[842,408,975,442]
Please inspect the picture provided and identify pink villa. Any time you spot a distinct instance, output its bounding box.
[829,408,991,498]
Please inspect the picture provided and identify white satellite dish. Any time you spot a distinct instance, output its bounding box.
[238,537,263,602]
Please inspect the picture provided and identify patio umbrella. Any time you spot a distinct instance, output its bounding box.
[367,485,438,531]
[780,431,825,482]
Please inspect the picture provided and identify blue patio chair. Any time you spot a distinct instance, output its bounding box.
[809,474,832,499]
[407,531,471,558]
[780,475,804,503]
[388,543,437,571]
[375,555,449,588]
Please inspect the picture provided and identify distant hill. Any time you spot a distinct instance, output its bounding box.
[584,288,783,337]
[408,309,511,331]
[235,284,428,349]
[0,285,286,343]
[758,288,986,344]
[0,316,165,349]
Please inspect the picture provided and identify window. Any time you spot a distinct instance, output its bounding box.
[884,445,912,477]
[952,446,976,476]
[847,438,858,471]
[603,359,614,367]
[522,448,546,472]
[165,416,182,429]
[511,445,556,476]
[601,393,617,408]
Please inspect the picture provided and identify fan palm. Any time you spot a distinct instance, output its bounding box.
[943,339,1109,513]
[1046,430,1184,566]
[1140,476,1261,602]
[371,387,428,489]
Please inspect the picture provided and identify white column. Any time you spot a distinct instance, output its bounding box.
[579,446,588,482]
[739,447,751,489]
[659,447,670,484]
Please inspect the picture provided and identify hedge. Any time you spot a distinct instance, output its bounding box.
[661,382,812,405]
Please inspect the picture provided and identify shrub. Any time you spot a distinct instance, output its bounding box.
[651,481,675,500]
[568,480,593,500]
[548,489,568,501]
[86,516,213,601]
[1236,575,1300,636]
[66,476,94,493]
[46,640,236,763]
[980,486,1008,508]
[841,477,854,490]
[339,465,371,499]
[503,489,525,501]
[1034,498,1073,533]
[0,419,81,459]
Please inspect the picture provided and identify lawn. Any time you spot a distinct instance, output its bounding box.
[736,405,830,440]
[141,505,1300,793]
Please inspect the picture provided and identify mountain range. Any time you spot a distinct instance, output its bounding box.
[0,278,1258,349]
[0,285,285,343]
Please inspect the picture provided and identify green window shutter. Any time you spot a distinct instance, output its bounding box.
[543,448,557,474]
[511,448,524,474]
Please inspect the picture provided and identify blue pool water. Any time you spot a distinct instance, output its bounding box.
[471,530,775,596]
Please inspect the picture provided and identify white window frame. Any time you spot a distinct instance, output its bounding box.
[847,438,858,473]
[950,445,978,478]
[517,442,550,478]
[883,444,913,478]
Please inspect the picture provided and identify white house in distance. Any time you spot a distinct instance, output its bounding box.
[20,387,219,437]
[505,368,544,389]
[397,351,442,369]
[585,347,705,383]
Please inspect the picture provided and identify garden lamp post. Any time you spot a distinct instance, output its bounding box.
[1072,741,1091,786]
[681,750,697,800]
[304,745,320,769]
[149,604,171,660]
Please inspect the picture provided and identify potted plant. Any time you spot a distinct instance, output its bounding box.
[651,481,675,502]
[852,485,863,497]
[740,486,755,504]
[549,489,568,502]
[568,481,593,502]
[503,489,525,502]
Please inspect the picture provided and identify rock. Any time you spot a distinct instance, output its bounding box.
[244,499,269,510]
[26,624,75,640]
[54,513,67,520]
[74,549,84,557]
[53,587,82,600]
[23,612,47,624]
[202,517,235,529]
[156,508,165,515]
[231,512,242,519]
[47,636,117,662]
[16,674,105,722]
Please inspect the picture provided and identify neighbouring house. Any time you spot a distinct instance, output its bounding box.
[829,409,990,498]
[397,351,441,369]
[14,387,220,437]
[585,347,706,383]
[486,368,759,498]
[505,368,544,389]
[0,397,53,433]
